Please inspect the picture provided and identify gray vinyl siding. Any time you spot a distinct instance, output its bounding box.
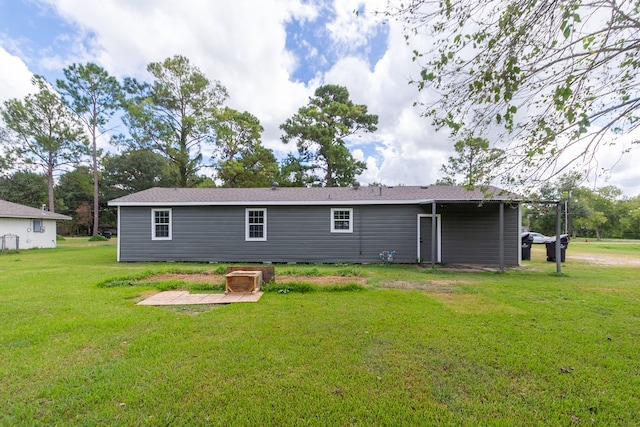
[118,205,422,263]
[117,202,519,265]
[437,203,519,265]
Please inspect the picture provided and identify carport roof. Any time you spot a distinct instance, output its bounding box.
[108,185,521,207]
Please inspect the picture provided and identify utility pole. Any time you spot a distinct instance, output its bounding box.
[556,202,562,274]
[564,200,568,235]
[567,190,572,237]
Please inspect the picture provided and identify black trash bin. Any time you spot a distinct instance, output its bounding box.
[546,234,569,262]
[521,232,534,260]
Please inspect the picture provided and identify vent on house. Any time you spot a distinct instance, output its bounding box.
[271,182,279,190]
[352,181,360,190]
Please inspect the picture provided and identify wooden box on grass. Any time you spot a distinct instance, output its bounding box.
[225,271,263,293]
[226,266,275,284]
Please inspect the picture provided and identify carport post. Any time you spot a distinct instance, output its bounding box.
[431,201,436,268]
[556,202,562,274]
[499,202,505,272]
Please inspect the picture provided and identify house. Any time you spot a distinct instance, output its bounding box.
[0,200,71,250]
[108,185,522,266]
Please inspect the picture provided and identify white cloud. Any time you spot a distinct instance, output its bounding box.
[2,0,639,197]
[577,128,640,197]
[26,0,321,157]
[321,14,451,187]
[498,124,640,197]
[325,0,387,50]
[0,47,35,101]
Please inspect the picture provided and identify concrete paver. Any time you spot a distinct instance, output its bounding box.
[138,290,263,306]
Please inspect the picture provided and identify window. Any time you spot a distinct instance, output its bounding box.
[246,208,267,241]
[331,208,353,233]
[33,219,43,233]
[152,209,172,240]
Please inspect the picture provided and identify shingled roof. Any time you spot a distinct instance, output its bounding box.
[0,200,72,220]
[108,185,520,206]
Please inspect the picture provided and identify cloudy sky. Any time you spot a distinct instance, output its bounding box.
[1,0,639,196]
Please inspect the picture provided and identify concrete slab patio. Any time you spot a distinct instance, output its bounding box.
[138,290,263,306]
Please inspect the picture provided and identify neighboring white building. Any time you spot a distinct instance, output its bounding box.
[0,200,71,250]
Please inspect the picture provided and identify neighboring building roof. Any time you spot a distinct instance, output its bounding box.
[0,200,72,220]
[108,185,521,207]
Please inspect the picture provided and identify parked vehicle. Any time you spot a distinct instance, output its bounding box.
[99,230,112,239]
[529,232,550,244]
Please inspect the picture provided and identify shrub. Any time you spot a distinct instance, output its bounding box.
[303,267,321,277]
[97,272,155,288]
[97,277,138,288]
[213,265,228,275]
[323,283,365,292]
[336,267,362,277]
[190,282,226,292]
[264,282,316,293]
[152,280,184,291]
[263,281,366,294]
[88,235,108,242]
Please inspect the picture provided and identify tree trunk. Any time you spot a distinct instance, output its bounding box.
[325,161,334,187]
[92,127,99,236]
[47,158,55,213]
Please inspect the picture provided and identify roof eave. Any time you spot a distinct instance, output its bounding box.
[424,198,522,204]
[1,214,72,220]
[108,199,436,207]
[109,199,521,207]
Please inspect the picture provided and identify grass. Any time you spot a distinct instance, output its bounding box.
[570,239,640,258]
[1,239,639,425]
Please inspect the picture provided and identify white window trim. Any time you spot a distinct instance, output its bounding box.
[245,208,267,241]
[151,208,172,241]
[331,208,353,233]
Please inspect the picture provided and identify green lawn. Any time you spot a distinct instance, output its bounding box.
[1,239,639,426]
